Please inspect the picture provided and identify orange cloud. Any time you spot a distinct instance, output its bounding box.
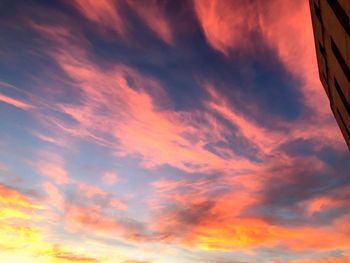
[147,155,350,252]
[0,182,104,262]
[151,203,350,252]
[288,253,350,263]
[52,252,99,263]
[0,183,41,209]
[0,183,48,259]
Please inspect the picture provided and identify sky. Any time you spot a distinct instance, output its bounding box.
[0,0,350,262]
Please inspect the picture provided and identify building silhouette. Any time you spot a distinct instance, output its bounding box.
[310,0,350,150]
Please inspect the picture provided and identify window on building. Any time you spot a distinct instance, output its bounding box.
[337,108,350,139]
[314,1,322,22]
[327,0,350,36]
[334,77,350,116]
[331,39,350,82]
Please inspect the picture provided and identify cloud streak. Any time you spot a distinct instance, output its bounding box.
[0,0,350,262]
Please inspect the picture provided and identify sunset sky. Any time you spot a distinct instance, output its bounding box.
[1,0,350,262]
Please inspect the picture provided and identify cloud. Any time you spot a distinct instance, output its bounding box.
[52,252,99,263]
[193,0,345,148]
[146,153,350,252]
[0,183,41,209]
[71,0,126,37]
[33,151,70,185]
[42,181,65,211]
[288,253,350,263]
[0,183,47,257]
[2,1,350,261]
[0,92,33,110]
[122,261,152,263]
[77,181,108,199]
[0,162,7,171]
[0,80,16,89]
[28,21,258,175]
[126,0,174,44]
[64,204,138,240]
[71,0,174,44]
[102,171,118,185]
[193,0,259,55]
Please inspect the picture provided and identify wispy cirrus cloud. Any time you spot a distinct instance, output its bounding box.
[27,21,257,175]
[0,92,33,110]
[71,0,173,44]
[71,0,127,37]
[19,5,350,256]
[33,151,70,185]
[1,0,350,262]
[193,0,259,55]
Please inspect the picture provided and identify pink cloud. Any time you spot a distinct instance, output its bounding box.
[110,198,127,211]
[29,22,258,174]
[77,181,107,199]
[127,0,174,44]
[71,0,126,37]
[193,0,258,56]
[42,181,65,210]
[146,152,345,251]
[33,151,70,185]
[102,171,118,185]
[0,80,15,89]
[32,132,67,147]
[205,84,285,156]
[71,0,174,44]
[288,253,350,263]
[71,179,128,211]
[64,204,132,238]
[0,162,7,171]
[194,0,346,152]
[0,93,32,110]
[24,7,350,255]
